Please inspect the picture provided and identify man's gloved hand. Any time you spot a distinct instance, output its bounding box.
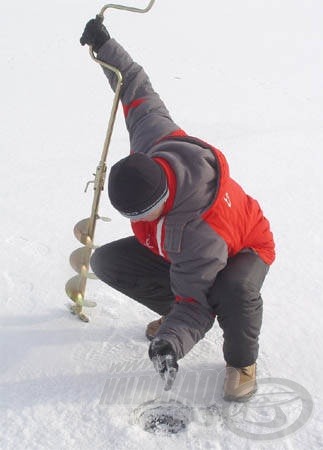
[148,338,178,391]
[80,15,110,52]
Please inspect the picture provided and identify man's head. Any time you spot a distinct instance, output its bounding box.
[108,153,168,222]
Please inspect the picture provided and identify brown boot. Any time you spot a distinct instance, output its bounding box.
[145,316,165,341]
[223,363,257,402]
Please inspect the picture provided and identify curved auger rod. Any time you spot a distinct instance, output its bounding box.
[66,0,156,322]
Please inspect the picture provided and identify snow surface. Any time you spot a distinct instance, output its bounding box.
[1,0,323,448]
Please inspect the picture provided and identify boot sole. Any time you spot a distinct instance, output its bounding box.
[223,386,258,403]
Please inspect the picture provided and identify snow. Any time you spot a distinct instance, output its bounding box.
[1,0,323,448]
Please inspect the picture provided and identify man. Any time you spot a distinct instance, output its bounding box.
[80,17,275,401]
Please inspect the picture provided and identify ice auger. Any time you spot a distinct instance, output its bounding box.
[66,0,156,322]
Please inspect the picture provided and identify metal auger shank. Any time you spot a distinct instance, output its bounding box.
[65,0,156,322]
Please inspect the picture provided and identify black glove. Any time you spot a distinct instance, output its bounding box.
[80,15,110,52]
[149,338,178,391]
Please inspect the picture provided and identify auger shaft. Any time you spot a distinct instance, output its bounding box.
[66,0,156,321]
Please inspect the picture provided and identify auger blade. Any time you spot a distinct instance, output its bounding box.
[73,218,93,247]
[65,275,97,307]
[69,247,97,279]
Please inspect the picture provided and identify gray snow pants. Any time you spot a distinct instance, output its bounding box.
[90,236,269,367]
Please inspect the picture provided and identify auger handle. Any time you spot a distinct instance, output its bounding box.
[90,1,157,163]
[99,0,156,17]
[86,0,156,239]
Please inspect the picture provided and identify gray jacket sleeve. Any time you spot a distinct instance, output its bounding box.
[156,302,215,360]
[97,39,180,152]
[156,218,228,360]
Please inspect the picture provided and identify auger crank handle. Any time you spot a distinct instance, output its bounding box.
[99,0,156,18]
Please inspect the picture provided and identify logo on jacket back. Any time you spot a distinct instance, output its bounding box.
[145,236,154,249]
[224,192,232,208]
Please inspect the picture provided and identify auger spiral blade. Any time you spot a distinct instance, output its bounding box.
[65,275,97,322]
[73,218,94,247]
[69,247,97,279]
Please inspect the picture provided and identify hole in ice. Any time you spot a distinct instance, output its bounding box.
[132,399,192,434]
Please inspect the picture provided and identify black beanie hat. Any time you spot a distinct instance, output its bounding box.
[108,153,168,218]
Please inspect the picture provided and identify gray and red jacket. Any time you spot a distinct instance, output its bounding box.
[97,39,275,360]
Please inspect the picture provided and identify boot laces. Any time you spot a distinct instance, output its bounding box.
[240,366,252,376]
